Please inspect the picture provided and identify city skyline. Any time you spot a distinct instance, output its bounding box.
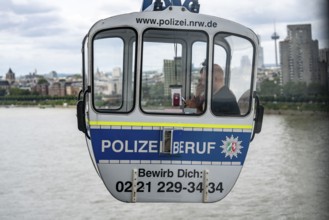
[0,0,328,76]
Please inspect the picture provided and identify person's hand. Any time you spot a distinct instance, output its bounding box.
[185,98,198,108]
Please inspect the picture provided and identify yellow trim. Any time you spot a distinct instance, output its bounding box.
[89,121,253,130]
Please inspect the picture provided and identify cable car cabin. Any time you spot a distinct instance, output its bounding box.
[77,0,263,203]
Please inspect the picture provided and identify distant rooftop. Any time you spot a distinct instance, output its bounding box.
[0,80,10,86]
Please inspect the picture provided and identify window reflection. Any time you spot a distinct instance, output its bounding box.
[94,38,124,110]
[142,41,183,112]
[213,34,254,116]
[93,29,136,112]
[141,29,208,115]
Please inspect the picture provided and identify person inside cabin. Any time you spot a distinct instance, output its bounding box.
[237,89,251,115]
[211,64,240,116]
[186,63,240,115]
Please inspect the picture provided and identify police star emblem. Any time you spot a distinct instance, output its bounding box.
[220,135,243,159]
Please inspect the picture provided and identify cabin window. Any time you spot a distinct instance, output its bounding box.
[92,28,136,112]
[141,29,208,115]
[212,34,254,116]
[83,36,89,91]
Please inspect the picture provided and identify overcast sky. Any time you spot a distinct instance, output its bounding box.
[0,0,328,76]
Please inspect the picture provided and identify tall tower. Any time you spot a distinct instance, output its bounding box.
[5,68,16,84]
[271,23,280,67]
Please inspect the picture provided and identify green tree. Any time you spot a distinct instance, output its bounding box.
[259,79,281,96]
[149,82,165,98]
[37,77,49,85]
[8,88,31,96]
[307,83,327,96]
[0,89,6,96]
[282,82,307,97]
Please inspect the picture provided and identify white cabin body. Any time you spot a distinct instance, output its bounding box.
[77,5,263,203]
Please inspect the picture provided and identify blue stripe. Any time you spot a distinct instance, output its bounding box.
[90,129,251,165]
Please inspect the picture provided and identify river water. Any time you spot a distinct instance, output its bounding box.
[0,108,328,220]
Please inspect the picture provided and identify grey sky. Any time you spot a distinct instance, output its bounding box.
[0,0,328,76]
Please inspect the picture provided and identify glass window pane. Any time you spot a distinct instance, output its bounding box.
[212,34,254,116]
[141,29,208,115]
[94,38,123,110]
[142,41,182,113]
[93,29,136,112]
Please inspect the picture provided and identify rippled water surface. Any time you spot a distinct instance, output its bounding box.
[0,108,328,220]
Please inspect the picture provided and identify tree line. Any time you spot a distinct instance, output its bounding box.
[258,79,328,103]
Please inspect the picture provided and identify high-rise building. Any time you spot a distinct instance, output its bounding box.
[319,48,329,91]
[257,35,264,68]
[163,57,182,96]
[279,24,320,85]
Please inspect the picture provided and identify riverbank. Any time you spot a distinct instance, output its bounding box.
[263,99,328,115]
[0,95,77,107]
[1,104,328,116]
[0,103,75,109]
[264,109,329,116]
